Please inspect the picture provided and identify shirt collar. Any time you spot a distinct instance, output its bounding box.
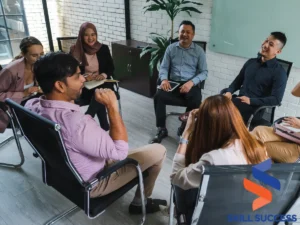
[176,41,195,49]
[39,96,81,112]
[256,53,277,67]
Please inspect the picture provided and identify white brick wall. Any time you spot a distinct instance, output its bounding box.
[55,0,126,46]
[130,0,300,119]
[23,0,59,51]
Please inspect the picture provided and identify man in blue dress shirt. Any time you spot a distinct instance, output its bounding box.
[151,20,208,143]
[224,32,288,125]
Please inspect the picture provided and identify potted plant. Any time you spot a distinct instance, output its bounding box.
[140,0,203,75]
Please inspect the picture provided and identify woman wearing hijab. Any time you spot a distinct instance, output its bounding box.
[70,22,116,131]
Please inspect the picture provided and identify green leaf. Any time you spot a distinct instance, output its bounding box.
[144,4,162,12]
[151,36,167,49]
[182,1,203,6]
[178,6,202,14]
[149,53,161,77]
[184,10,192,16]
[140,47,157,58]
[157,58,162,71]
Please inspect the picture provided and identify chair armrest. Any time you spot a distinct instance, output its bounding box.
[247,105,278,129]
[96,158,138,180]
[84,158,139,191]
[0,101,8,112]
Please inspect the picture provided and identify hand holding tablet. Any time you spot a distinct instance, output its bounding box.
[158,80,180,92]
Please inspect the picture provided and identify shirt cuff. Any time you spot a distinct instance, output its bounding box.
[160,74,168,81]
[191,78,200,86]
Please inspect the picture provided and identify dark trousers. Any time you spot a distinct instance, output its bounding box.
[83,82,119,131]
[154,85,202,128]
[85,97,109,131]
[232,96,262,125]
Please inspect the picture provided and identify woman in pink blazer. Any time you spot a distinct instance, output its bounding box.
[0,36,44,132]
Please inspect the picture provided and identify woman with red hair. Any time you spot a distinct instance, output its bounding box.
[171,95,268,190]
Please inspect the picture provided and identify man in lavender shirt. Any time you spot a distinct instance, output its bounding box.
[25,52,167,214]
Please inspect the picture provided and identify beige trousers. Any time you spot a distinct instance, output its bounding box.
[251,126,300,163]
[90,143,166,198]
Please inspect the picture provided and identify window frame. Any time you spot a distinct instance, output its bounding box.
[0,0,29,65]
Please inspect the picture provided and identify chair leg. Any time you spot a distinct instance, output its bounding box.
[45,206,80,225]
[0,135,16,148]
[118,99,122,118]
[169,186,174,225]
[0,132,24,168]
[135,164,146,225]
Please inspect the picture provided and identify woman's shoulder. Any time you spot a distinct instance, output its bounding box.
[1,58,24,76]
[201,139,248,165]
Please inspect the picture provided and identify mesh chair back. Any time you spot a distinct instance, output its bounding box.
[192,164,300,225]
[5,99,84,185]
[57,37,78,53]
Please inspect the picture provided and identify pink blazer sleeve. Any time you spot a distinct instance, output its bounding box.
[0,68,23,103]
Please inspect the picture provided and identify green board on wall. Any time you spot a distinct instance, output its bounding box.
[209,0,299,67]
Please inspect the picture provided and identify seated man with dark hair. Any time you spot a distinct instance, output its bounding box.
[224,32,288,124]
[25,52,167,214]
[151,20,208,144]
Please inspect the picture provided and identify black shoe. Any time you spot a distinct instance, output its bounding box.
[129,198,167,215]
[149,128,168,144]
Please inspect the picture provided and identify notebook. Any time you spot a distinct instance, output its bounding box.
[84,79,119,90]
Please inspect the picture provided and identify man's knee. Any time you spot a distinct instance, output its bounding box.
[129,144,166,163]
[151,143,167,160]
[251,126,265,139]
[154,90,164,101]
[251,126,272,142]
[186,89,202,107]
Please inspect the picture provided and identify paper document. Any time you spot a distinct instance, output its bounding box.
[84,79,119,90]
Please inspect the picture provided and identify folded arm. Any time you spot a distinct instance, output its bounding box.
[250,71,287,106]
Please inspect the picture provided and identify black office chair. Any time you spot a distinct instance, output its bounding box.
[157,39,207,133]
[220,58,293,130]
[5,98,147,225]
[0,102,24,168]
[56,36,78,53]
[57,36,123,116]
[169,163,300,225]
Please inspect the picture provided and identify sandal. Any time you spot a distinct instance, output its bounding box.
[129,198,167,215]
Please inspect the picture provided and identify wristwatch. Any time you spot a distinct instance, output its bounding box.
[179,136,189,144]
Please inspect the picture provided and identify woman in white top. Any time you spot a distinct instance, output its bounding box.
[171,95,268,190]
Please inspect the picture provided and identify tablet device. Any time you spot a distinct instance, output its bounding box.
[157,81,180,92]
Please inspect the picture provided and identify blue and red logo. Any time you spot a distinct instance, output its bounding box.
[243,158,281,210]
[227,159,297,223]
